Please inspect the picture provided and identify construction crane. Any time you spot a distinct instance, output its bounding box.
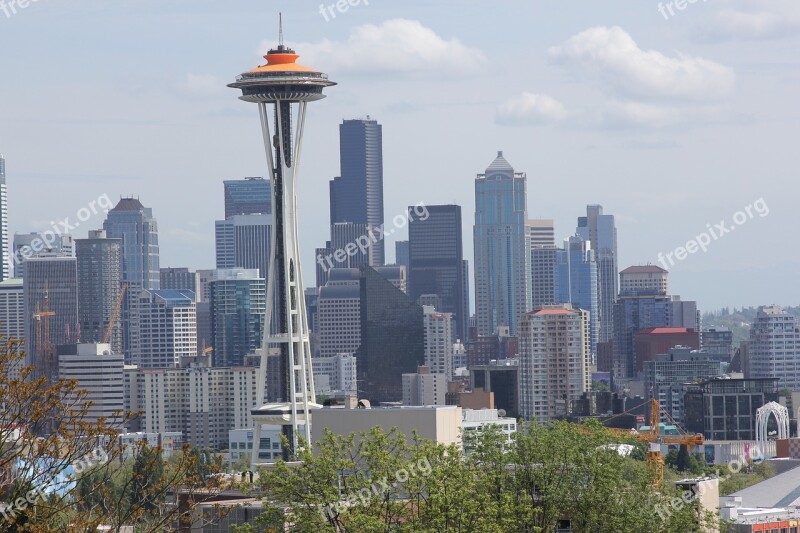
[602,398,704,486]
[32,283,56,381]
[201,340,213,355]
[103,283,127,344]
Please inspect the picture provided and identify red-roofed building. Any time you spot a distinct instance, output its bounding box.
[634,327,700,372]
[519,305,590,422]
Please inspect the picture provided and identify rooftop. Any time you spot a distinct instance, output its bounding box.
[110,197,145,212]
[621,265,668,274]
[485,151,514,174]
[731,461,800,508]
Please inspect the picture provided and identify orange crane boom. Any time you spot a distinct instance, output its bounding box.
[602,398,704,486]
[103,284,127,345]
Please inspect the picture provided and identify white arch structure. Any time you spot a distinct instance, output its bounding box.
[756,402,790,450]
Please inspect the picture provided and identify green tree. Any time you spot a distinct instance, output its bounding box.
[0,337,224,532]
[235,421,720,532]
[130,444,165,513]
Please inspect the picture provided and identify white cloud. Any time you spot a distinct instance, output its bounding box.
[596,101,729,129]
[496,92,568,126]
[549,26,735,101]
[266,19,486,75]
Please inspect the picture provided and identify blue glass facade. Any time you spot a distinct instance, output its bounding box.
[474,152,527,336]
[224,177,271,218]
[103,198,160,290]
[555,236,599,357]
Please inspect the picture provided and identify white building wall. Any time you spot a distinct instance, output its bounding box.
[423,306,454,380]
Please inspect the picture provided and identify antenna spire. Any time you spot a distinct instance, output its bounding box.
[279,12,284,47]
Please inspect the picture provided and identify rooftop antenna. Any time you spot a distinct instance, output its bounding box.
[279,12,284,48]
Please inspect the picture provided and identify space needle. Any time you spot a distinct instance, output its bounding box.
[229,17,335,461]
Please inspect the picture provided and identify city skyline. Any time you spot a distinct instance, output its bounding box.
[0,1,796,311]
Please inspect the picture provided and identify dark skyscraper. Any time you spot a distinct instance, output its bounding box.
[224,177,271,218]
[408,204,467,341]
[329,118,385,264]
[395,241,409,269]
[76,230,123,354]
[356,265,424,404]
[24,257,78,380]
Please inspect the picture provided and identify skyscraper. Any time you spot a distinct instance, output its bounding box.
[612,266,697,381]
[395,241,410,269]
[530,246,557,309]
[423,306,454,380]
[356,265,424,404]
[474,152,527,336]
[215,214,271,279]
[329,118,385,264]
[555,235,599,357]
[749,306,800,390]
[408,204,467,341]
[0,155,8,282]
[160,267,198,292]
[57,343,124,426]
[103,198,160,290]
[23,257,79,381]
[76,230,123,354]
[519,305,590,423]
[576,206,618,344]
[315,222,381,287]
[619,265,669,294]
[316,268,362,358]
[224,177,271,218]
[228,32,335,457]
[0,278,25,378]
[209,269,266,367]
[0,278,24,342]
[128,289,197,368]
[103,198,160,358]
[13,232,74,278]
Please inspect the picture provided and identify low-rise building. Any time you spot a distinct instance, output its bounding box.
[643,346,724,425]
[312,353,357,396]
[228,426,287,464]
[461,409,516,453]
[469,358,519,417]
[125,355,258,449]
[58,343,124,426]
[683,377,779,441]
[402,366,447,406]
[311,405,462,449]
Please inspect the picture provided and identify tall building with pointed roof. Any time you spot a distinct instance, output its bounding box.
[103,197,160,290]
[103,198,160,359]
[474,152,528,336]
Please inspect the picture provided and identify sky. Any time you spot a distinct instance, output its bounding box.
[0,0,798,312]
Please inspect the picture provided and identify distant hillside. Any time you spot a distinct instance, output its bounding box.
[703,306,800,343]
